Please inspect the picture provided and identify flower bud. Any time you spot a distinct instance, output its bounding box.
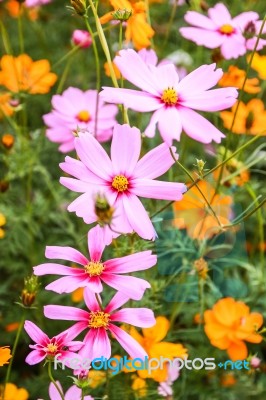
[1,134,15,150]
[21,275,39,307]
[70,0,86,15]
[112,8,132,21]
[72,30,92,49]
[193,258,208,279]
[94,193,115,226]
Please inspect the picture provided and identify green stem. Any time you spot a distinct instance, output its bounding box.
[222,198,265,228]
[151,134,262,218]
[84,17,101,138]
[18,4,24,53]
[4,311,26,393]
[170,148,223,228]
[47,362,65,400]
[56,57,73,94]
[163,0,178,47]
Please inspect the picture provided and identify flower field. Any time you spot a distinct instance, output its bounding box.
[0,0,265,399]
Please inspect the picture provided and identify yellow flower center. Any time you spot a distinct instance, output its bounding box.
[85,261,105,277]
[88,311,110,329]
[46,343,58,354]
[112,175,129,192]
[161,88,178,105]
[77,110,90,122]
[219,24,234,34]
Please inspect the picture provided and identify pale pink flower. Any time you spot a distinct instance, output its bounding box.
[43,88,118,152]
[25,0,52,7]
[180,3,266,59]
[24,321,83,366]
[34,225,156,300]
[44,291,156,360]
[38,381,93,400]
[158,360,180,397]
[60,124,186,240]
[100,49,237,145]
[72,30,92,49]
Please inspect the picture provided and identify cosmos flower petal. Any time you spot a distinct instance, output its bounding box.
[122,194,157,240]
[232,11,259,30]
[49,382,64,400]
[178,107,225,143]
[220,36,246,59]
[100,87,162,112]
[88,225,106,261]
[25,350,46,365]
[131,179,186,200]
[34,263,83,276]
[24,321,49,344]
[60,156,101,183]
[145,108,164,138]
[114,49,160,95]
[184,11,216,29]
[133,143,177,179]
[109,324,148,359]
[44,305,89,321]
[157,107,183,145]
[208,3,232,25]
[179,28,224,49]
[45,276,87,294]
[178,64,223,94]
[104,251,156,273]
[111,308,156,327]
[101,274,150,300]
[105,291,130,313]
[181,88,238,112]
[83,288,100,312]
[111,124,141,175]
[75,132,113,180]
[45,246,88,265]
[67,193,98,224]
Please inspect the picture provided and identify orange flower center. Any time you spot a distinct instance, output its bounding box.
[219,24,234,35]
[112,175,129,192]
[85,261,105,277]
[77,110,90,122]
[88,311,110,329]
[161,88,178,105]
[46,343,58,354]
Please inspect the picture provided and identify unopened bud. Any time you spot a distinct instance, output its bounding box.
[193,258,208,279]
[21,275,39,307]
[1,134,15,150]
[112,8,132,21]
[70,0,86,15]
[95,193,114,226]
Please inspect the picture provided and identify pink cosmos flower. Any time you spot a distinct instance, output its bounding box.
[179,3,266,59]
[157,360,180,397]
[43,88,118,152]
[60,124,186,240]
[24,320,83,366]
[38,381,93,400]
[34,225,156,300]
[72,30,92,49]
[100,49,238,145]
[44,290,156,360]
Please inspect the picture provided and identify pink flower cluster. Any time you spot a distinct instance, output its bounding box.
[180,3,266,59]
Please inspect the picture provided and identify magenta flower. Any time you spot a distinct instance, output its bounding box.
[43,88,118,152]
[25,0,52,6]
[180,3,266,59]
[72,30,92,49]
[60,124,186,240]
[100,50,237,145]
[34,225,156,300]
[44,291,156,360]
[24,321,83,366]
[38,381,93,400]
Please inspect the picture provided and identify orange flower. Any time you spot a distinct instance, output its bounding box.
[173,180,232,240]
[0,347,12,367]
[204,297,263,361]
[100,1,154,50]
[220,372,237,387]
[5,322,20,333]
[71,287,84,303]
[0,214,6,239]
[0,383,29,400]
[104,61,122,79]
[219,66,260,94]
[0,54,57,94]
[6,0,39,21]
[220,99,266,135]
[1,134,15,149]
[131,376,147,397]
[129,316,187,382]
[248,52,266,80]
[0,93,14,119]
